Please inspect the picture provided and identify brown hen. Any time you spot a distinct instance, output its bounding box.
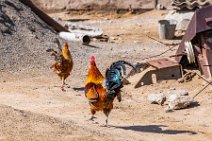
[48,39,73,91]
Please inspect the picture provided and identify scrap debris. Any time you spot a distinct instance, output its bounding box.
[147,89,195,112]
[178,70,196,83]
[53,17,105,43]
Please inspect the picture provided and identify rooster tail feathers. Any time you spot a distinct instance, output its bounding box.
[109,60,136,77]
[105,60,135,91]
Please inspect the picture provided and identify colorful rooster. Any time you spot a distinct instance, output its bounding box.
[85,56,135,126]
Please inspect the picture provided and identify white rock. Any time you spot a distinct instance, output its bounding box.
[168,89,188,96]
[147,93,166,105]
[167,90,193,110]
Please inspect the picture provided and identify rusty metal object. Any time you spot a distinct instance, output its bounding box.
[175,5,212,80]
[175,5,212,62]
[128,58,182,88]
[184,41,196,64]
[147,58,181,69]
[19,0,68,32]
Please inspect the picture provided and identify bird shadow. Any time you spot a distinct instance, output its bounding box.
[72,87,85,91]
[111,125,197,135]
[84,44,101,49]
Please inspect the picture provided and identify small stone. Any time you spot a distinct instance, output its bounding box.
[110,37,117,40]
[164,107,173,113]
[168,89,188,96]
[147,92,166,105]
[76,93,81,96]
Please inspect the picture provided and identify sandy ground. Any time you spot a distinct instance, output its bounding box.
[0,10,212,141]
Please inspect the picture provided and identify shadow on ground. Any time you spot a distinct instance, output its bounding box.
[112,125,197,135]
[73,87,85,91]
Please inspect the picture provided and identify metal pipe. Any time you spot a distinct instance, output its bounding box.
[59,32,90,45]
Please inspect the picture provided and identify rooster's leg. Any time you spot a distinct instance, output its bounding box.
[117,92,122,102]
[89,109,96,121]
[89,115,95,121]
[103,108,111,127]
[64,81,68,85]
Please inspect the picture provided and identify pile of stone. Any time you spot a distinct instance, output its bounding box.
[0,0,58,71]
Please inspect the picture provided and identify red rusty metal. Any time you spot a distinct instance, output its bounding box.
[175,5,212,80]
[132,58,182,88]
[175,5,212,63]
[147,58,180,69]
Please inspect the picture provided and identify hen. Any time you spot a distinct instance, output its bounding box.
[47,39,73,91]
[85,56,135,126]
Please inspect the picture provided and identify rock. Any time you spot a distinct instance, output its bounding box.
[147,93,166,105]
[167,90,193,110]
[0,0,57,71]
[110,36,117,40]
[164,107,173,113]
[156,4,166,10]
[168,89,188,96]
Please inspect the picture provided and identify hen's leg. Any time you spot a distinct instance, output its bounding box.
[103,108,111,127]
[61,77,65,91]
[63,75,70,87]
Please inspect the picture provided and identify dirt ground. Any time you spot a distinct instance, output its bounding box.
[0,10,212,141]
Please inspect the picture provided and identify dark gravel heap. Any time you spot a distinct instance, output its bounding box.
[0,0,58,71]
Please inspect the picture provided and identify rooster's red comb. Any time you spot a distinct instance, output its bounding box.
[91,56,95,62]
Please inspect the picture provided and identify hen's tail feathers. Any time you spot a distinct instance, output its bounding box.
[105,60,136,92]
[47,38,63,62]
[46,48,63,62]
[54,38,62,52]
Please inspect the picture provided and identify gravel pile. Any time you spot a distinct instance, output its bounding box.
[0,0,58,71]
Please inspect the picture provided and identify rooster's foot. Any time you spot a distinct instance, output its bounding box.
[87,116,96,121]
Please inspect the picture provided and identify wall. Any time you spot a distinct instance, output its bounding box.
[31,0,171,12]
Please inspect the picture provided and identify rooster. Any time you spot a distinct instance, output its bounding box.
[85,56,135,126]
[47,39,73,91]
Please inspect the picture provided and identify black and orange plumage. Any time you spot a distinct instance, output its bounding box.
[85,56,135,126]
